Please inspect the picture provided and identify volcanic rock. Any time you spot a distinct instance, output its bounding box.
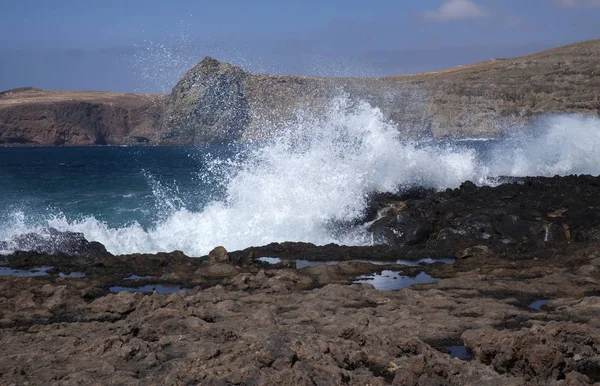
[0,228,110,258]
[0,175,599,384]
[368,175,600,250]
[462,322,600,384]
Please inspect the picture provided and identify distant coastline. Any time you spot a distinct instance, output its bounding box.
[1,39,599,147]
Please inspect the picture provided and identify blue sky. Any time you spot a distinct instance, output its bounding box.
[1,0,599,92]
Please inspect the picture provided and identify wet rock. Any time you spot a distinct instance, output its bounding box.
[454,215,496,240]
[460,180,477,190]
[367,175,600,249]
[369,214,433,247]
[437,227,463,240]
[2,228,110,258]
[232,242,398,262]
[496,215,534,241]
[405,222,434,246]
[301,261,405,287]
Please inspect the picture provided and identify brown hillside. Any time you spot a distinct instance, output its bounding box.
[1,39,599,146]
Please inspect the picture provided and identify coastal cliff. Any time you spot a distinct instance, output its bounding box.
[1,39,599,146]
[0,88,164,146]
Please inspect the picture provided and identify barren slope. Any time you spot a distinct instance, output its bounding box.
[0,88,164,146]
[2,39,599,146]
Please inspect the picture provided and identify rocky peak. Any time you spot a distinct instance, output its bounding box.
[162,57,251,144]
[168,57,246,102]
[189,56,233,74]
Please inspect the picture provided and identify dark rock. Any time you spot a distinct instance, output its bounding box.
[496,215,534,241]
[2,228,110,258]
[459,181,477,190]
[230,242,398,262]
[367,175,600,249]
[405,222,434,245]
[454,215,496,240]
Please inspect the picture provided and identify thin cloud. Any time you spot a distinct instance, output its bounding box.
[424,0,487,21]
[551,0,600,7]
[504,15,523,29]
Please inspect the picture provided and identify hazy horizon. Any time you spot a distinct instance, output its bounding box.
[1,0,599,93]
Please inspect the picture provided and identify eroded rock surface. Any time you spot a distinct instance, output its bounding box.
[0,175,599,385]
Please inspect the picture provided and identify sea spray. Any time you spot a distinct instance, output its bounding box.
[2,98,600,256]
[489,114,600,177]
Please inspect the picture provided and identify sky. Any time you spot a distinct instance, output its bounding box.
[1,0,599,93]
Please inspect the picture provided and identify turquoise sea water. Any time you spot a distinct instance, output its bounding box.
[0,146,233,229]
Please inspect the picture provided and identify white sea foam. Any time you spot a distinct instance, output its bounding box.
[2,99,600,256]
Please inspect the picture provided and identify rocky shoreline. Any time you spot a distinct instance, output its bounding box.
[1,175,599,385]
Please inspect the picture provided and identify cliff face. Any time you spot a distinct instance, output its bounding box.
[0,88,164,146]
[161,39,600,144]
[2,39,599,146]
[162,60,431,143]
[393,39,600,136]
[158,57,251,145]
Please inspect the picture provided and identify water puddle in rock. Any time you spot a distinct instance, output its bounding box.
[58,271,86,279]
[296,260,342,269]
[528,299,550,310]
[124,274,153,280]
[0,266,53,277]
[259,258,348,268]
[444,346,474,361]
[395,257,455,266]
[110,284,191,295]
[257,257,282,265]
[294,258,454,269]
[354,271,438,290]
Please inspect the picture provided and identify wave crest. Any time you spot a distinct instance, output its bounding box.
[2,98,600,256]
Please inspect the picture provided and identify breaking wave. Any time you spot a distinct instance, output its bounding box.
[2,97,600,256]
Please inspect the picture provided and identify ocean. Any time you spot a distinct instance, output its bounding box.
[2,98,600,256]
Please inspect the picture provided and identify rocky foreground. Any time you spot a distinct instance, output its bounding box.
[1,175,600,385]
[2,39,600,146]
